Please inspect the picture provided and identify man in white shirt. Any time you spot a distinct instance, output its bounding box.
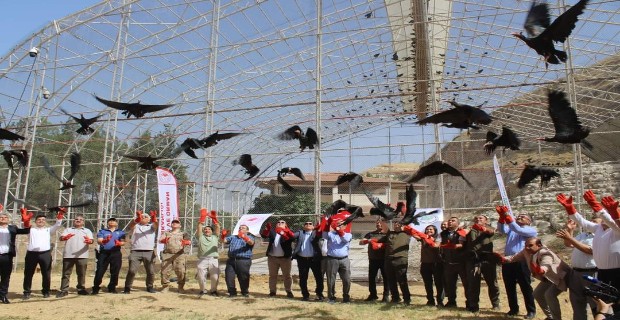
[56,214,94,298]
[23,210,63,299]
[0,205,31,304]
[123,210,158,294]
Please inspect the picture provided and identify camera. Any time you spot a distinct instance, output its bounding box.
[583,276,620,304]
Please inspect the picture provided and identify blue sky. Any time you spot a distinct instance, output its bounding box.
[0,1,100,55]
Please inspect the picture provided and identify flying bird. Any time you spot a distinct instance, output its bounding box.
[416,100,492,131]
[47,200,95,214]
[94,94,175,119]
[406,160,473,187]
[233,154,259,181]
[484,127,521,155]
[200,131,244,149]
[517,165,560,189]
[537,90,591,148]
[512,0,589,68]
[276,167,305,192]
[365,192,404,221]
[122,154,162,170]
[279,125,318,151]
[172,138,203,159]
[339,205,364,226]
[60,108,102,135]
[0,128,25,141]
[42,152,81,190]
[334,172,363,187]
[1,150,28,170]
[364,11,372,18]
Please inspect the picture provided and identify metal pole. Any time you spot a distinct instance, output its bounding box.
[314,0,323,217]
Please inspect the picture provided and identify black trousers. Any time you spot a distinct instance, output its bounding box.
[465,259,500,310]
[443,261,468,307]
[23,250,52,294]
[93,250,123,290]
[225,257,252,295]
[420,262,444,304]
[297,257,324,298]
[597,268,620,314]
[368,258,388,298]
[385,257,410,302]
[0,254,13,297]
[502,260,536,314]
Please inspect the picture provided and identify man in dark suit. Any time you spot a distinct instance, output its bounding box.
[292,220,324,301]
[0,207,31,304]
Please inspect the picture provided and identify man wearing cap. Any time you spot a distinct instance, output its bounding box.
[496,206,537,319]
[56,214,94,298]
[0,205,31,304]
[196,209,220,296]
[261,218,295,298]
[92,217,126,294]
[123,210,158,294]
[292,220,324,301]
[159,219,191,293]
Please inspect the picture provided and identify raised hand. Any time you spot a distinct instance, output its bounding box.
[261,223,272,238]
[471,223,486,232]
[134,210,143,223]
[101,234,113,244]
[583,190,604,212]
[601,196,620,220]
[556,193,577,215]
[238,230,250,243]
[149,210,158,224]
[60,233,75,241]
[207,210,219,225]
[199,208,208,224]
[56,207,66,220]
[456,228,468,237]
[495,206,508,224]
[20,208,33,228]
[221,228,229,240]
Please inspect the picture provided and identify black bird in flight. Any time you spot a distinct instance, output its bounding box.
[398,184,437,226]
[537,90,591,149]
[0,128,25,141]
[512,0,589,68]
[60,108,102,135]
[233,154,259,181]
[200,131,244,149]
[416,100,492,131]
[517,165,560,189]
[364,11,372,18]
[42,152,81,190]
[484,127,521,155]
[279,125,318,151]
[334,172,363,187]
[172,138,203,159]
[94,94,175,119]
[339,204,364,226]
[276,167,305,192]
[10,196,94,214]
[406,160,473,187]
[365,191,404,221]
[1,150,28,170]
[122,154,162,170]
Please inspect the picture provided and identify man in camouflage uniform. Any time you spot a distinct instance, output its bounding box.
[159,219,191,293]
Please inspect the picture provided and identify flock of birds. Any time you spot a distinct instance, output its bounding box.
[0,0,595,217]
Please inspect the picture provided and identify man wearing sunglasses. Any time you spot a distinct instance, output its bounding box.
[292,220,324,301]
[263,219,295,298]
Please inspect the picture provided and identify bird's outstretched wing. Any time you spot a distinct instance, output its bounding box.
[399,185,418,225]
[335,172,363,186]
[304,127,319,148]
[340,205,364,226]
[41,156,64,183]
[8,195,42,212]
[289,167,305,181]
[542,0,589,43]
[416,107,469,126]
[547,90,587,139]
[172,138,202,158]
[439,162,474,187]
[365,189,398,221]
[67,152,81,181]
[277,171,295,192]
[0,128,25,141]
[48,200,95,213]
[201,131,245,148]
[524,1,550,37]
[517,165,540,188]
[1,151,14,169]
[94,95,174,118]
